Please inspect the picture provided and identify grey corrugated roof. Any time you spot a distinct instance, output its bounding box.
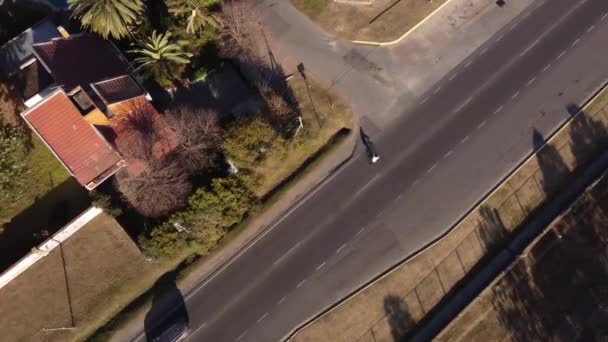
[0,18,60,77]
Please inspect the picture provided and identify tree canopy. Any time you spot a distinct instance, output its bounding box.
[130,30,193,86]
[68,0,145,40]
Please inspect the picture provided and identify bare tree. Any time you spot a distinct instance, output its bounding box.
[255,79,292,123]
[119,98,164,161]
[116,157,192,218]
[219,0,262,61]
[166,106,223,174]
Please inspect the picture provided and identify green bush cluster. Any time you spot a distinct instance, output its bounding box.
[223,115,287,189]
[141,177,256,259]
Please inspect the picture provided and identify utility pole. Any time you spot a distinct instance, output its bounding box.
[297,63,322,129]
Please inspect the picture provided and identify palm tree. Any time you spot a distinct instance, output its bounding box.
[166,0,219,34]
[129,30,193,85]
[68,0,145,40]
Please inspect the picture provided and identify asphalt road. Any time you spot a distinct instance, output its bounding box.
[140,0,608,341]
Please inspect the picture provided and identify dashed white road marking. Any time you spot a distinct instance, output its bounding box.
[557,50,566,59]
[465,60,472,68]
[526,77,536,86]
[496,34,504,42]
[477,120,487,129]
[449,73,457,81]
[420,97,430,105]
[512,91,520,99]
[433,86,441,94]
[257,313,269,323]
[296,279,306,288]
[461,135,470,144]
[602,12,608,20]
[236,330,248,341]
[455,96,472,113]
[278,296,287,304]
[587,25,595,32]
[543,63,551,72]
[571,38,580,47]
[356,227,365,236]
[427,163,438,173]
[480,47,488,56]
[444,150,453,159]
[335,244,347,254]
[316,261,326,271]
[493,105,504,115]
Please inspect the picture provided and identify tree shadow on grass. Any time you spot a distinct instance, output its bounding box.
[0,177,90,271]
[477,205,508,253]
[383,294,415,342]
[144,271,190,342]
[490,190,608,340]
[488,104,608,340]
[533,129,570,195]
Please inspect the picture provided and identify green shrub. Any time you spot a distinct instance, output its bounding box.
[142,176,255,259]
[0,122,28,199]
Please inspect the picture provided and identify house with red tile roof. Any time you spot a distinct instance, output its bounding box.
[1,20,177,190]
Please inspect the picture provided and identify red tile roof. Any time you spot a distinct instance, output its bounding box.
[33,35,129,89]
[22,91,123,187]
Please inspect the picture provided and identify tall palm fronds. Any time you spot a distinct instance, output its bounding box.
[68,0,145,40]
[166,0,219,34]
[129,30,193,85]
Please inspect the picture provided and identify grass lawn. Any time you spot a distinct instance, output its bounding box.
[0,136,72,226]
[291,0,448,42]
[248,73,353,198]
[0,212,194,342]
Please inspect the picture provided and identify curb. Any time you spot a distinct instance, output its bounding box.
[351,0,454,46]
[285,81,608,341]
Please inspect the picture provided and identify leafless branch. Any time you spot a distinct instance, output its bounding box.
[120,98,163,161]
[255,79,292,123]
[116,157,192,218]
[166,106,223,173]
[219,0,262,61]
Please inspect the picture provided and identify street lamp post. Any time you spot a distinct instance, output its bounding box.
[297,63,322,129]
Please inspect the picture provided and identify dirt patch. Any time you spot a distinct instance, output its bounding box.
[291,0,448,42]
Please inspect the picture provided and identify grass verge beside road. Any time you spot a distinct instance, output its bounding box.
[291,0,448,42]
[248,73,353,198]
